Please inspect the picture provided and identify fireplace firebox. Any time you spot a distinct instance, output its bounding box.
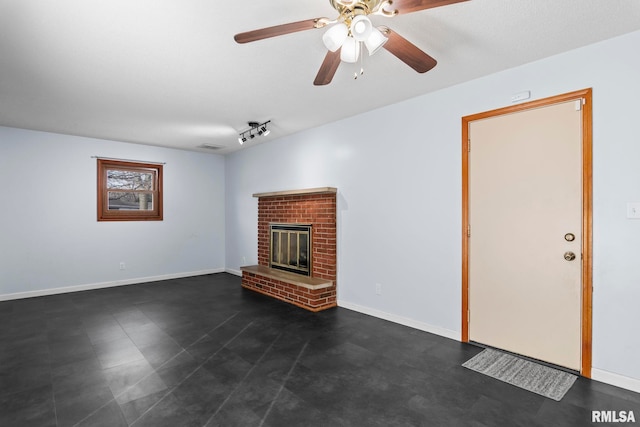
[270,224,311,276]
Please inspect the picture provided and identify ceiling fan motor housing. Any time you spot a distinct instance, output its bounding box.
[330,0,385,16]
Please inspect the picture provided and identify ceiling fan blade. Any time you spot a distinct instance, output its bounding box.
[387,0,469,15]
[382,28,437,73]
[314,49,342,86]
[234,19,323,44]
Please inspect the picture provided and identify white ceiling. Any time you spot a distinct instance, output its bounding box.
[1,0,640,155]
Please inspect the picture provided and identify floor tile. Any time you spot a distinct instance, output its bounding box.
[85,322,129,345]
[93,336,145,369]
[137,337,185,369]
[115,372,167,406]
[202,401,263,427]
[0,363,52,396]
[49,335,96,367]
[54,378,114,427]
[0,384,56,427]
[113,308,153,331]
[118,389,167,425]
[51,356,105,392]
[155,350,200,388]
[76,399,128,427]
[102,357,157,398]
[127,392,194,427]
[467,394,542,427]
[125,322,174,348]
[535,398,594,427]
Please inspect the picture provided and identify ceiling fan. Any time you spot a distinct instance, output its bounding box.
[234,0,469,86]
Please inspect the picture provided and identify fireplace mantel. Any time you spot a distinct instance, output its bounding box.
[252,187,337,198]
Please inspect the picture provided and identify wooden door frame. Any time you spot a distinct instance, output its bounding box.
[461,88,593,377]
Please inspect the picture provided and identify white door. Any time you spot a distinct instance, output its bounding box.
[468,100,583,370]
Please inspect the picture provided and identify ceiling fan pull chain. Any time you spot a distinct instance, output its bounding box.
[354,41,364,79]
[360,42,365,76]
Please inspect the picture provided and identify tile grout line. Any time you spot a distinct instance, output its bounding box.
[202,332,284,427]
[71,311,240,427]
[122,302,194,357]
[258,340,309,427]
[50,365,59,427]
[129,320,255,426]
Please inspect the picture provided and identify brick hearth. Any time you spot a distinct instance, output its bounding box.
[241,187,337,312]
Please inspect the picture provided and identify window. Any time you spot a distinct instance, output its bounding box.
[97,159,163,221]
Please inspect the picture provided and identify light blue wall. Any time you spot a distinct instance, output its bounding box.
[225,30,640,382]
[0,127,226,296]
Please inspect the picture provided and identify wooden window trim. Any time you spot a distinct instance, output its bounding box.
[97,159,163,221]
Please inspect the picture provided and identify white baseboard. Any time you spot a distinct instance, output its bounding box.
[338,300,640,394]
[225,268,242,277]
[338,299,460,341]
[0,268,225,301]
[592,368,640,393]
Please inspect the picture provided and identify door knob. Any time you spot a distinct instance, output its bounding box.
[564,251,576,261]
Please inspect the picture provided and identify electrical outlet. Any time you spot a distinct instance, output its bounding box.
[242,256,247,265]
[375,283,382,295]
[627,202,640,219]
[119,262,126,270]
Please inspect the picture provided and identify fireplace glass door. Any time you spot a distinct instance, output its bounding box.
[270,224,311,276]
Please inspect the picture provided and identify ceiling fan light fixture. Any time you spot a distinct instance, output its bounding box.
[340,36,360,63]
[322,23,348,52]
[350,15,372,42]
[365,26,388,55]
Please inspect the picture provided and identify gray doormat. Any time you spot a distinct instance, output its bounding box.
[462,348,577,401]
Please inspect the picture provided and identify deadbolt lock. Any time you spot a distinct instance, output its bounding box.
[564,251,576,261]
[564,233,575,242]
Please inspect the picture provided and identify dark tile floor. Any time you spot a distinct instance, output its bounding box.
[1,273,639,426]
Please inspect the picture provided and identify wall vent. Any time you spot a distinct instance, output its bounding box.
[198,143,224,150]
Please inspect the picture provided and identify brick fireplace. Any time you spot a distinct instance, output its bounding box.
[241,187,337,312]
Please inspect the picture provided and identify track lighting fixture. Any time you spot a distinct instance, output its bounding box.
[238,120,271,144]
